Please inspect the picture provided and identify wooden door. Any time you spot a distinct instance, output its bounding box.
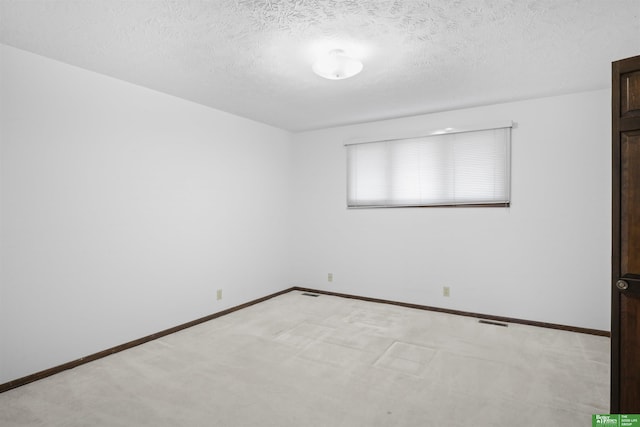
[612,54,640,413]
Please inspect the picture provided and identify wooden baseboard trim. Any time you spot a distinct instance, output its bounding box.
[0,287,295,394]
[292,287,611,337]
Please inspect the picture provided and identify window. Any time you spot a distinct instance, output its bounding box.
[346,124,511,208]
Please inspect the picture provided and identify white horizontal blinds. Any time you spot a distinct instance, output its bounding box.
[390,136,450,205]
[450,128,510,204]
[347,141,389,205]
[347,127,511,207]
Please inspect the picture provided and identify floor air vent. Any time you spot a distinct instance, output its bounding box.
[302,293,320,297]
[478,319,508,327]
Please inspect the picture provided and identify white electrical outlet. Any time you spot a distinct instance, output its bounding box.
[216,289,223,301]
[443,286,450,297]
[328,273,333,282]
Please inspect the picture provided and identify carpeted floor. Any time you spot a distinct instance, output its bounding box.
[0,290,609,426]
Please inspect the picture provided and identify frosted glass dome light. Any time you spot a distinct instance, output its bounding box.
[312,49,363,80]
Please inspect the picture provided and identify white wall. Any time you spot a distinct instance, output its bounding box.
[0,45,292,383]
[290,90,611,332]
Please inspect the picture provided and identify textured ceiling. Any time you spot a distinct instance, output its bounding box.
[1,0,639,131]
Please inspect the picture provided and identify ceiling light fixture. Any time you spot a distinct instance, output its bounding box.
[312,49,363,80]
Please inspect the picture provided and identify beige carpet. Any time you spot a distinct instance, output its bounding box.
[0,290,609,426]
